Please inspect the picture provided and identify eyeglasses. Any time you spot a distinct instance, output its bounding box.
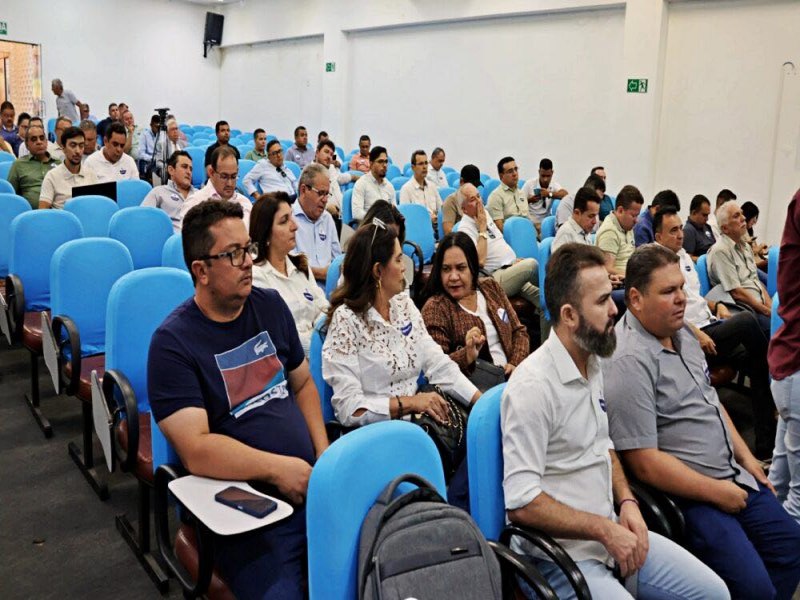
[268,149,283,157]
[373,159,389,165]
[214,172,239,182]
[199,242,259,267]
[413,161,429,167]
[310,186,331,199]
[370,217,387,247]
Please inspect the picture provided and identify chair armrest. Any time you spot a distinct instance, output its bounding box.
[500,525,592,600]
[629,480,684,544]
[51,315,81,396]
[4,274,24,342]
[488,540,557,600]
[402,240,424,300]
[102,368,139,474]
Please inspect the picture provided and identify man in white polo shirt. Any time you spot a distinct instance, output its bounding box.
[84,122,139,182]
[351,145,395,223]
[400,149,441,233]
[39,126,98,209]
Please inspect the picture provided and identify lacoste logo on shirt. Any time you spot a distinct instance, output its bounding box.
[254,340,268,355]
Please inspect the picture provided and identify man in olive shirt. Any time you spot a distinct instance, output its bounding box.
[7,124,60,209]
[486,156,527,232]
[595,185,644,279]
[245,129,268,162]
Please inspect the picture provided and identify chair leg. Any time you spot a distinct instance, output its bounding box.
[24,351,52,438]
[116,479,170,594]
[67,402,109,500]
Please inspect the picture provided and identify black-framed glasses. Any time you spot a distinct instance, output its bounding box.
[199,242,259,267]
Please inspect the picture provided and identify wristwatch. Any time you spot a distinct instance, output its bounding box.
[479,231,489,240]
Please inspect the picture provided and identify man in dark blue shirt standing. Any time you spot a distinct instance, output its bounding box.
[148,200,328,600]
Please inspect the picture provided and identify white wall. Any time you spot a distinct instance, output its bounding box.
[2,0,219,126]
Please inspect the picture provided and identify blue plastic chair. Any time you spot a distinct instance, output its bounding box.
[447,171,461,187]
[184,146,206,188]
[386,164,401,180]
[335,146,345,162]
[438,186,456,202]
[768,246,779,298]
[398,203,435,265]
[109,207,174,269]
[0,179,13,194]
[117,179,152,209]
[483,179,501,203]
[550,199,560,217]
[161,234,187,272]
[237,159,256,194]
[696,254,711,297]
[284,161,301,178]
[0,151,14,163]
[0,161,11,180]
[541,215,556,240]
[437,208,445,240]
[771,293,782,337]
[307,421,446,600]
[342,188,354,227]
[538,237,554,322]
[503,216,539,260]
[480,173,490,185]
[0,193,31,277]
[325,253,345,299]
[391,176,410,190]
[442,166,457,176]
[64,195,119,237]
[402,162,413,177]
[309,316,334,423]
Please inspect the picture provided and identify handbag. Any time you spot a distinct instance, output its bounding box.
[410,384,469,479]
[469,358,506,392]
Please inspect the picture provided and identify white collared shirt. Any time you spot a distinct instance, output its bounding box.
[322,293,478,427]
[675,246,716,329]
[521,177,563,224]
[399,177,441,216]
[251,256,328,356]
[178,181,252,230]
[458,213,517,273]
[84,149,139,182]
[502,331,614,564]
[351,172,396,221]
[426,167,449,189]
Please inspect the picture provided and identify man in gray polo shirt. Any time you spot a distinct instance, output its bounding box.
[141,150,196,233]
[606,244,800,599]
[503,243,727,599]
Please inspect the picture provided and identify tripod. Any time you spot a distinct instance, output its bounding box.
[147,107,171,186]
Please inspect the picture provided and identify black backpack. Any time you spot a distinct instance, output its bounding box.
[358,474,503,600]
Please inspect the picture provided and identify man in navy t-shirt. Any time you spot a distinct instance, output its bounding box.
[148,200,329,600]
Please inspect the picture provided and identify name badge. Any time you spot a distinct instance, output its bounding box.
[303,290,314,302]
[705,231,713,238]
[702,361,711,385]
[120,169,127,175]
[400,322,413,336]
[497,308,509,323]
[319,232,327,241]
[598,398,607,412]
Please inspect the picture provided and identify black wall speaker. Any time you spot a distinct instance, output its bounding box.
[204,12,224,57]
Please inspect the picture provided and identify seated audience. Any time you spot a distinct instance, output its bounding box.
[180,147,252,229]
[204,120,240,168]
[137,114,160,176]
[243,139,297,201]
[741,201,769,268]
[349,135,371,173]
[17,112,30,143]
[148,200,328,599]
[52,78,82,122]
[285,126,314,168]
[250,192,328,356]
[557,172,606,229]
[39,126,97,209]
[521,158,570,232]
[422,232,529,378]
[553,186,600,251]
[633,189,680,246]
[96,102,119,141]
[591,166,615,220]
[710,188,737,239]
[683,194,716,260]
[322,222,480,507]
[457,184,540,311]
[654,207,775,458]
[18,116,52,159]
[293,163,341,283]
[244,128,268,162]
[154,119,189,176]
[596,185,644,280]
[1,101,22,156]
[399,149,441,229]
[316,131,342,170]
[85,122,139,182]
[486,156,526,232]
[7,123,59,209]
[707,200,771,336]
[50,116,72,161]
[79,103,97,123]
[315,139,357,220]
[503,242,728,599]
[426,147,448,189]
[360,200,406,242]
[351,146,395,222]
[441,164,482,235]
[79,120,98,163]
[122,110,143,161]
[142,150,196,232]
[606,244,800,599]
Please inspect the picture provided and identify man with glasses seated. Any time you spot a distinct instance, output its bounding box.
[487,156,527,233]
[149,200,329,599]
[399,149,441,234]
[293,164,342,284]
[244,139,298,201]
[351,146,395,223]
[180,146,252,229]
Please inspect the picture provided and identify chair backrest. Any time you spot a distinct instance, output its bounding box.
[438,186,455,202]
[237,159,256,193]
[161,233,188,272]
[309,316,334,422]
[768,245,779,298]
[0,151,14,164]
[386,164,402,180]
[538,236,554,322]
[541,215,556,240]
[696,254,711,297]
[391,176,409,190]
[307,421,446,600]
[483,179,501,202]
[550,199,560,217]
[50,238,133,356]
[9,210,84,310]
[325,253,345,299]
[480,173,490,185]
[184,146,206,187]
[446,171,461,187]
[116,179,152,209]
[342,188,354,227]
[284,161,301,178]
[108,207,174,269]
[0,193,31,277]
[0,179,13,194]
[0,161,12,181]
[105,267,194,412]
[398,203,435,265]
[437,207,445,240]
[402,162,413,177]
[63,195,119,237]
[503,216,538,260]
[466,383,507,541]
[771,292,783,337]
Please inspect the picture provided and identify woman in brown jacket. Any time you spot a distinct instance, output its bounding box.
[422,232,529,378]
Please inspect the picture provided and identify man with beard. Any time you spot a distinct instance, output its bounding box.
[351,146,395,222]
[502,243,727,599]
[606,244,800,599]
[39,126,97,209]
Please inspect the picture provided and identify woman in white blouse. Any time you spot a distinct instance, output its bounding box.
[322,220,480,507]
[250,192,328,356]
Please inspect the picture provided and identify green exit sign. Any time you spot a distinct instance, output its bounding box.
[0,22,7,36]
[325,62,336,73]
[627,78,648,93]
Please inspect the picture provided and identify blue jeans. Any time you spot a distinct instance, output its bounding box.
[523,531,728,599]
[677,483,800,599]
[770,372,800,525]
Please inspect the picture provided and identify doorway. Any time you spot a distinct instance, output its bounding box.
[0,40,43,116]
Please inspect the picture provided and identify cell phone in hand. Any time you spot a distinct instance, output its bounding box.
[214,486,278,518]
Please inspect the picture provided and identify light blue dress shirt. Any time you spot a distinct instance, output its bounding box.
[292,200,341,271]
[243,160,297,198]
